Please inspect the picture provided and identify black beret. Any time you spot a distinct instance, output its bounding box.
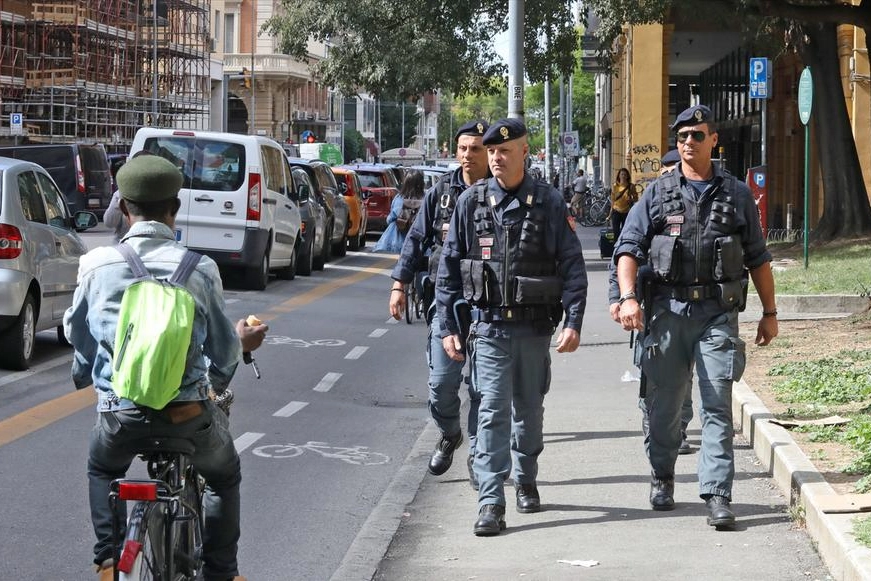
[482,118,527,145]
[117,155,183,203]
[454,119,489,142]
[660,149,681,166]
[670,104,714,131]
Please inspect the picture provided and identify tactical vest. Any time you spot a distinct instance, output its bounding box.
[427,174,462,278]
[459,180,562,318]
[648,170,745,292]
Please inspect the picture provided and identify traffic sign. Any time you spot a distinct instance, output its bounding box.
[798,67,813,125]
[10,112,22,136]
[561,131,580,156]
[749,58,770,99]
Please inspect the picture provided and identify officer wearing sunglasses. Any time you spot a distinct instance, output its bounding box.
[610,104,778,530]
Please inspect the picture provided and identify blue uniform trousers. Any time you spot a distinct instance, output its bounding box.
[470,332,551,510]
[427,312,479,451]
[638,306,745,500]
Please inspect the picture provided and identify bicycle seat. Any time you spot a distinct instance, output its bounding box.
[127,436,196,456]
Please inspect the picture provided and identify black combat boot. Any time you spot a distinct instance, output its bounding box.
[473,504,506,536]
[515,483,541,513]
[705,495,736,529]
[428,432,462,475]
[649,478,675,511]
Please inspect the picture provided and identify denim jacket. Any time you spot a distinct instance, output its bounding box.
[63,221,242,411]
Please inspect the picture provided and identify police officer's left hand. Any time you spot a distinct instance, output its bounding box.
[755,316,778,346]
[555,328,580,353]
[389,284,406,320]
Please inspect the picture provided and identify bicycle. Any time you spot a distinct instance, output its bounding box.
[403,272,426,324]
[110,437,204,580]
[577,187,611,227]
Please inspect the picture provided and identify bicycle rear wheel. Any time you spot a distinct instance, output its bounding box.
[173,470,204,579]
[404,286,414,324]
[118,502,166,581]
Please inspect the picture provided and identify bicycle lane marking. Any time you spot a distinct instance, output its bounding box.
[0,388,95,448]
[368,328,389,338]
[273,401,308,418]
[234,432,265,453]
[313,372,342,393]
[344,346,368,360]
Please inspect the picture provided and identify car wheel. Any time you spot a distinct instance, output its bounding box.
[332,226,348,257]
[297,235,314,276]
[244,251,269,290]
[321,226,333,264]
[277,240,298,280]
[0,293,37,370]
[348,225,361,251]
[359,227,367,248]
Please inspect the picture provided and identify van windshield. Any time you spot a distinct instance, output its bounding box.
[141,137,246,192]
[357,173,384,189]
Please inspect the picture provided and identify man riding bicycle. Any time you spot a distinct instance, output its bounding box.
[64,155,268,581]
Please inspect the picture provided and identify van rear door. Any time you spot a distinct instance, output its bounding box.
[77,145,112,213]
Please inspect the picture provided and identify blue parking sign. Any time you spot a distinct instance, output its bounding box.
[749,58,769,99]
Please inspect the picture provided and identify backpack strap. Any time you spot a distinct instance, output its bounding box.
[114,243,150,281]
[170,250,202,285]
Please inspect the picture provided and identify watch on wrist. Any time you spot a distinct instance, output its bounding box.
[762,310,778,318]
[618,291,637,305]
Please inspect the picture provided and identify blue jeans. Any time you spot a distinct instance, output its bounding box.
[428,313,480,453]
[88,399,241,580]
[638,307,745,500]
[470,333,551,510]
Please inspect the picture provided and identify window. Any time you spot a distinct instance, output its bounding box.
[224,13,235,53]
[213,10,221,51]
[142,137,245,192]
[17,171,47,224]
[260,146,287,195]
[36,172,68,228]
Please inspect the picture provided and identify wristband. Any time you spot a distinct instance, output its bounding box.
[391,288,404,293]
[762,310,777,318]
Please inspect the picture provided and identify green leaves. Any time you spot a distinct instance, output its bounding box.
[770,350,871,405]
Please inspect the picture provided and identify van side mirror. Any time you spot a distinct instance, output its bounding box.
[73,211,98,232]
[338,182,348,195]
[298,184,310,204]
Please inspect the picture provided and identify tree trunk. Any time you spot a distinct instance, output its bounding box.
[800,23,871,241]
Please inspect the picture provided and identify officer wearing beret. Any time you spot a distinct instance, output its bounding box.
[389,120,491,488]
[64,154,265,580]
[613,104,778,529]
[436,118,588,536]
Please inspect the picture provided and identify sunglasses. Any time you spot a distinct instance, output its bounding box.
[676,130,708,143]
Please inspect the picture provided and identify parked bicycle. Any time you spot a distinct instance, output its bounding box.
[110,437,204,580]
[573,186,611,227]
[404,271,427,324]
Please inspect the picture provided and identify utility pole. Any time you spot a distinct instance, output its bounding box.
[151,0,158,125]
[507,0,524,120]
[249,0,256,135]
[544,75,552,183]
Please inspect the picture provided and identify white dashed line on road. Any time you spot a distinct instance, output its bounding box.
[234,432,265,453]
[385,318,399,325]
[369,328,389,338]
[273,401,309,418]
[345,346,369,360]
[313,372,343,392]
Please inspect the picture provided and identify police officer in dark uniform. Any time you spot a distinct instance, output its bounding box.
[614,104,778,529]
[389,120,490,488]
[436,118,588,536]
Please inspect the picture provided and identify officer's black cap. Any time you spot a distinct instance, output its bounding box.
[482,118,527,145]
[660,149,681,166]
[670,104,714,131]
[454,120,489,142]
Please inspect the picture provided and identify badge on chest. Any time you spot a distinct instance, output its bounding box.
[479,236,493,260]
[666,215,684,236]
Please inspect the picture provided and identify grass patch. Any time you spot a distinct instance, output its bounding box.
[769,349,871,405]
[755,237,871,295]
[853,515,871,547]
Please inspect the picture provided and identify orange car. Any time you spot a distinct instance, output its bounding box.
[331,167,369,250]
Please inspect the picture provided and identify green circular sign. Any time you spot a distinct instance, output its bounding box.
[798,67,813,125]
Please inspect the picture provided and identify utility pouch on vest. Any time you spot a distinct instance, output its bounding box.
[713,236,744,282]
[716,279,745,311]
[460,259,492,304]
[513,275,563,304]
[650,235,681,283]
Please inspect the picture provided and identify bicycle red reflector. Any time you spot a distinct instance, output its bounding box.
[117,482,158,501]
[117,540,143,573]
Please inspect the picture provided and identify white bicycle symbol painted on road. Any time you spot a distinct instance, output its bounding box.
[264,336,347,348]
[252,441,391,465]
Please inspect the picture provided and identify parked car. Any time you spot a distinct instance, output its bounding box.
[128,128,302,290]
[290,168,328,275]
[331,167,368,250]
[0,143,113,217]
[338,163,399,232]
[408,164,451,191]
[287,157,350,257]
[0,157,98,370]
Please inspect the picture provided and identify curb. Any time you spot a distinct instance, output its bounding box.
[746,294,868,314]
[733,379,871,580]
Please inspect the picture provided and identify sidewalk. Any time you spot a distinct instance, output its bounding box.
[334,237,867,581]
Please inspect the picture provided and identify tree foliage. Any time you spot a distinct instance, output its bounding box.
[264,0,579,99]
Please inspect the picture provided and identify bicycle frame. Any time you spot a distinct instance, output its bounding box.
[109,449,203,580]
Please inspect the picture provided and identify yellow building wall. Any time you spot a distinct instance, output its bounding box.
[627,25,668,190]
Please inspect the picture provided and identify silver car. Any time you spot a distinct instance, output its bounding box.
[0,157,97,370]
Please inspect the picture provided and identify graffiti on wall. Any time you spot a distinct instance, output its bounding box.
[630,142,661,193]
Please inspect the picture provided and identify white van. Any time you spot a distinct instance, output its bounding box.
[128,129,302,290]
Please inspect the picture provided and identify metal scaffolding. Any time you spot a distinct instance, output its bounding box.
[0,0,211,145]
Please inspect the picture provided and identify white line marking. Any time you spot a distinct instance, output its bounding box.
[234,432,265,452]
[224,298,240,304]
[273,401,309,418]
[314,372,342,392]
[345,346,369,360]
[0,353,70,388]
[369,328,388,338]
[385,318,399,325]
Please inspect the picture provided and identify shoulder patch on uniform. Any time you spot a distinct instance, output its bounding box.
[666,215,684,224]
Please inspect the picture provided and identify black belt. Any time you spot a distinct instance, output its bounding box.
[471,305,553,323]
[664,284,719,301]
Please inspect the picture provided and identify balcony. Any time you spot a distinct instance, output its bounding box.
[224,54,310,83]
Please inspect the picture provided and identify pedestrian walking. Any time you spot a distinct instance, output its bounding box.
[436,118,588,536]
[388,120,491,488]
[570,169,588,219]
[374,170,425,253]
[613,104,778,529]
